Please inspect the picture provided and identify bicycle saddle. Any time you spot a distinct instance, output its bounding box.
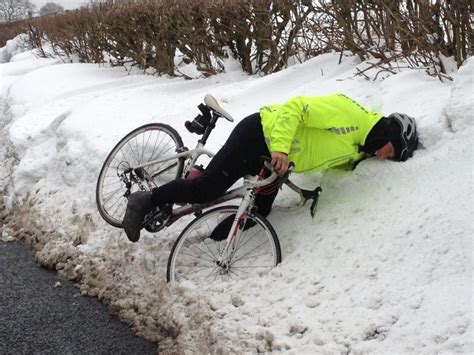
[204,94,234,122]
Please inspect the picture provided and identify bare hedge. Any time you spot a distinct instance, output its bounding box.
[0,20,29,48]
[5,0,473,79]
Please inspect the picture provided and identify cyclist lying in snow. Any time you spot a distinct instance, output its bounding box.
[122,93,419,242]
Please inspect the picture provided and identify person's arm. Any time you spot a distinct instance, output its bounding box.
[269,97,305,175]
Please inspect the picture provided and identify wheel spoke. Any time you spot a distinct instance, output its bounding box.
[231,251,273,265]
[183,238,218,262]
[102,186,126,204]
[150,162,178,179]
[175,251,215,263]
[125,141,141,165]
[228,267,249,276]
[231,239,270,263]
[235,227,260,251]
[201,237,222,261]
[231,264,273,269]
[101,178,124,186]
[177,264,217,275]
[109,197,127,222]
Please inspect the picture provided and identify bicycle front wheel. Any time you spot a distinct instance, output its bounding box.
[96,123,184,228]
[167,206,281,284]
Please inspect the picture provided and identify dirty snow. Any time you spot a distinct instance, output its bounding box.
[1,37,473,353]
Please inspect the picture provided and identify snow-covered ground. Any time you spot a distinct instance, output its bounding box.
[1,38,473,353]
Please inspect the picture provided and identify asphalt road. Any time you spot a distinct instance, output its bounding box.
[0,240,157,355]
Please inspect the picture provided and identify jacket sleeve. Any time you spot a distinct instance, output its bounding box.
[269,96,306,154]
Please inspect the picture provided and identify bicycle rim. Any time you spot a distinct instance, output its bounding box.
[167,206,281,284]
[96,123,184,227]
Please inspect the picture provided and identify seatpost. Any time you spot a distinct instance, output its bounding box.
[198,113,219,145]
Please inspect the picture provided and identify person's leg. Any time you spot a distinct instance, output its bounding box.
[151,112,266,207]
[201,114,281,241]
[254,188,279,217]
[123,113,269,242]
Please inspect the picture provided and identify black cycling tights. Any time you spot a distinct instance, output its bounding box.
[151,112,278,217]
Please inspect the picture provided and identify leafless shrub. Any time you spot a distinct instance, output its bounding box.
[0,19,28,48]
[11,0,471,79]
[312,0,471,80]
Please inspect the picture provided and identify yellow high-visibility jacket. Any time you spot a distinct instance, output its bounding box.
[260,93,383,172]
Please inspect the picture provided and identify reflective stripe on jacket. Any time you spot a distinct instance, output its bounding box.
[260,93,383,173]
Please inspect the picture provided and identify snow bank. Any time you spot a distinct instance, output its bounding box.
[1,48,472,354]
[445,57,474,132]
[0,35,29,63]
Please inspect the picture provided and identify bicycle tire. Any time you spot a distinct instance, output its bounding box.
[167,205,281,284]
[96,123,184,228]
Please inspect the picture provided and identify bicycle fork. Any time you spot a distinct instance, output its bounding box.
[216,182,257,269]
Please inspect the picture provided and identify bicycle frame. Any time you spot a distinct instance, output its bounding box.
[132,144,214,176]
[167,181,247,223]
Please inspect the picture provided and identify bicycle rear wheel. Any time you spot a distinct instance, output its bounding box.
[167,206,281,284]
[96,123,184,228]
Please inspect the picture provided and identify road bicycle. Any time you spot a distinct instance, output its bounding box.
[96,94,321,284]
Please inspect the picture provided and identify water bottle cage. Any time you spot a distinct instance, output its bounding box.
[185,103,212,135]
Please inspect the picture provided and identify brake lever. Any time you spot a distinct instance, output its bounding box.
[264,160,321,218]
[308,187,322,218]
[277,162,295,188]
[285,180,322,218]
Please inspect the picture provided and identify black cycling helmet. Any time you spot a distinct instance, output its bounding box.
[387,113,419,161]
